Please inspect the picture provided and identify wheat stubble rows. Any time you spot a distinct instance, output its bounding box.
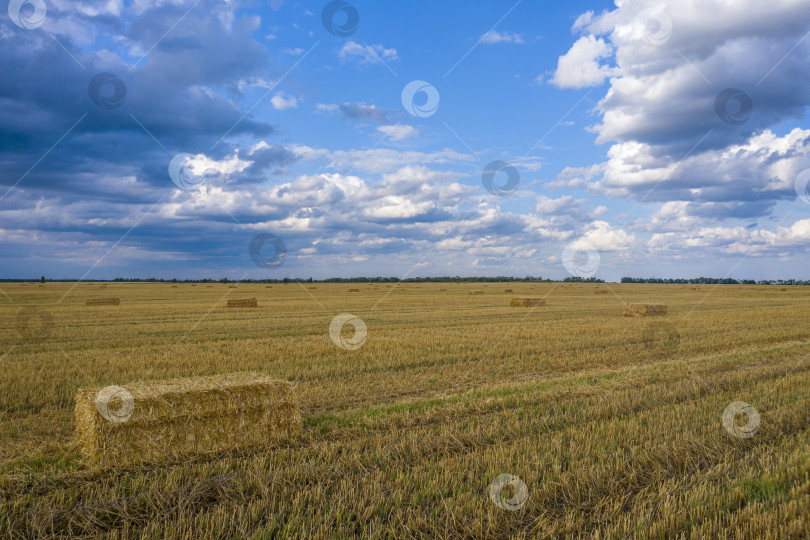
[1,282,808,538]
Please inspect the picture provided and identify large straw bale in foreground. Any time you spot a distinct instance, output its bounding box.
[75,373,301,468]
[624,303,667,317]
[510,297,545,307]
[225,298,257,308]
[84,297,120,306]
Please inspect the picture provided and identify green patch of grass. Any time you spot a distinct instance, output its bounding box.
[740,474,790,506]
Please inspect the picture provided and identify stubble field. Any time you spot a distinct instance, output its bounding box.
[1,281,808,538]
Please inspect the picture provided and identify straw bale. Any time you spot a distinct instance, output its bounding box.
[503,288,513,293]
[74,372,301,468]
[624,303,667,317]
[348,288,360,292]
[469,290,484,295]
[594,288,607,294]
[84,297,120,306]
[510,297,545,307]
[225,298,258,308]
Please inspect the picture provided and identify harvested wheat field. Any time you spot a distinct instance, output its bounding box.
[624,303,668,317]
[224,298,258,308]
[1,282,808,538]
[510,297,546,307]
[83,297,120,306]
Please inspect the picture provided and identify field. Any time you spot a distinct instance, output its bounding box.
[1,281,808,538]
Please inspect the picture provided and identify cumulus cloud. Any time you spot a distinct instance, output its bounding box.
[551,0,810,221]
[550,35,616,88]
[270,93,298,110]
[377,124,418,141]
[649,219,810,257]
[572,221,636,252]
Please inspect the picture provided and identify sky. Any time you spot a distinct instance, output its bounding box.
[1,0,810,281]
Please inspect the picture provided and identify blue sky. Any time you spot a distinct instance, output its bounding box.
[2,0,810,281]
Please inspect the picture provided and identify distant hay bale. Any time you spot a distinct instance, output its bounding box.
[171,285,178,288]
[84,297,120,306]
[265,285,272,288]
[225,298,258,308]
[503,288,513,293]
[469,290,484,295]
[228,285,237,289]
[308,287,316,290]
[74,372,301,468]
[510,297,545,307]
[348,288,360,292]
[439,288,446,291]
[780,288,787,291]
[206,285,214,288]
[594,288,607,294]
[624,303,667,317]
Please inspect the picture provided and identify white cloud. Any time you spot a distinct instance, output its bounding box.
[338,41,398,65]
[573,221,636,251]
[550,35,616,88]
[270,93,298,110]
[377,124,419,141]
[481,30,524,44]
[551,0,810,221]
[649,219,810,256]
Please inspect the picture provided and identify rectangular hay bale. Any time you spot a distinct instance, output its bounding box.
[84,297,120,306]
[510,297,546,307]
[469,290,484,295]
[74,372,301,468]
[225,298,258,308]
[624,303,667,317]
[348,288,360,292]
[503,288,513,293]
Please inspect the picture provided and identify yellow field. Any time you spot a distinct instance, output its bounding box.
[1,282,808,538]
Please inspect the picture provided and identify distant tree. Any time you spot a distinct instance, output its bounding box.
[40,275,45,283]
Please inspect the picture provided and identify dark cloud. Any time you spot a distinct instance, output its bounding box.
[337,103,388,123]
[0,0,279,202]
